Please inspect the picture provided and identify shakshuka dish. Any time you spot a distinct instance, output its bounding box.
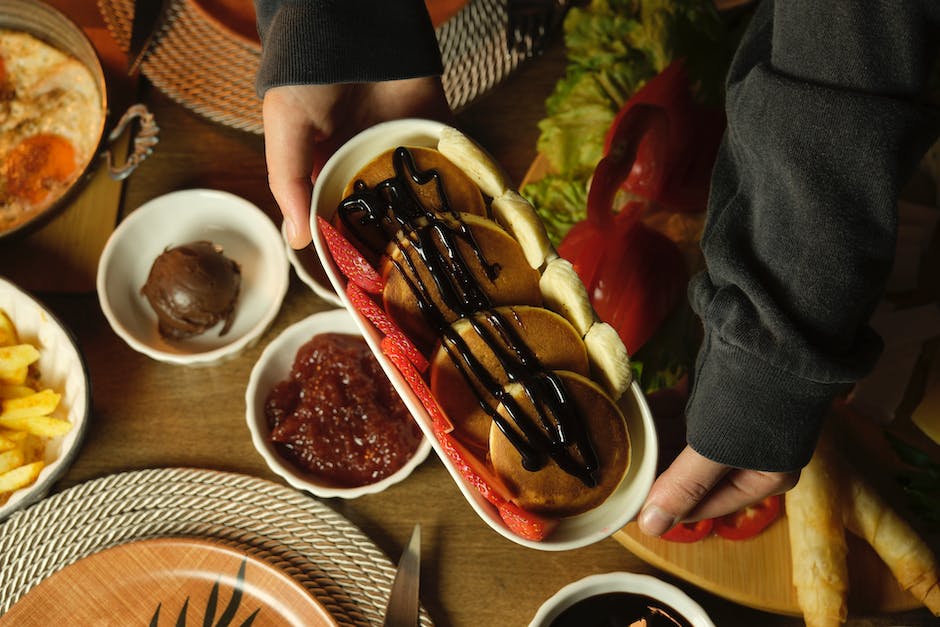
[0,29,104,234]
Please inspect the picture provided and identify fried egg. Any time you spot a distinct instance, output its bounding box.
[0,29,104,232]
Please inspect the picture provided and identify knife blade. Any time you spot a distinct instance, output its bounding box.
[383,524,421,627]
[127,0,174,75]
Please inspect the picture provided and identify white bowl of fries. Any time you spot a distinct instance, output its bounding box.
[0,277,90,520]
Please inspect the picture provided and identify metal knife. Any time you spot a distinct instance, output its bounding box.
[382,524,421,627]
[127,0,174,75]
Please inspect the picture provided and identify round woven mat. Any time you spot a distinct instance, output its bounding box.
[98,0,525,134]
[0,468,433,627]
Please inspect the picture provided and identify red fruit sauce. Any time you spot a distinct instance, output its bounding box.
[264,332,422,487]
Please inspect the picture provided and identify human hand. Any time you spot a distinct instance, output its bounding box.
[637,444,799,536]
[262,76,453,249]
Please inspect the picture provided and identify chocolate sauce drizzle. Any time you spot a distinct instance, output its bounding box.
[338,147,600,486]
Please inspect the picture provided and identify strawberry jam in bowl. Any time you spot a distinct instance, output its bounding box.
[246,308,431,498]
[265,331,422,487]
[309,119,658,550]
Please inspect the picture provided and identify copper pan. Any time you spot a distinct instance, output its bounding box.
[0,0,158,240]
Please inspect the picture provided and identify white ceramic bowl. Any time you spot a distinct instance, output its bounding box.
[529,572,715,627]
[97,189,289,366]
[309,119,658,550]
[282,222,343,307]
[245,308,432,498]
[0,277,91,521]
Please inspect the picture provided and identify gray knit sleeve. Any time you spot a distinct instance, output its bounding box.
[684,0,940,471]
[254,0,443,97]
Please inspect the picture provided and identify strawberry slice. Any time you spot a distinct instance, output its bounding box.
[350,283,428,372]
[498,501,559,542]
[383,339,556,542]
[317,216,384,294]
[436,430,512,508]
[380,336,450,432]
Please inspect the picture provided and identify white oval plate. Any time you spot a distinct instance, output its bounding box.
[309,119,658,550]
[245,308,431,499]
[529,572,715,627]
[97,189,289,366]
[0,277,90,521]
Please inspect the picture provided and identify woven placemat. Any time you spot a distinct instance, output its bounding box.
[97,0,527,134]
[0,468,433,627]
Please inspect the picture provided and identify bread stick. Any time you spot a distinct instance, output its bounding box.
[786,430,849,627]
[842,466,940,614]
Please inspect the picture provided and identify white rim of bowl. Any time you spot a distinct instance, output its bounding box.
[529,572,716,627]
[96,189,289,365]
[245,308,432,499]
[0,277,91,520]
[281,222,343,307]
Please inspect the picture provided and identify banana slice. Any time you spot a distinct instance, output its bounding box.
[539,257,595,337]
[584,321,632,399]
[491,190,555,270]
[438,127,510,199]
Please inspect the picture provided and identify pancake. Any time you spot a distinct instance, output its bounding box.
[489,370,630,517]
[335,145,488,264]
[343,145,486,216]
[381,212,542,351]
[429,305,589,449]
[332,139,633,530]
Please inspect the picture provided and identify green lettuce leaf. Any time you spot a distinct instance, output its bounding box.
[535,0,736,205]
[520,174,589,246]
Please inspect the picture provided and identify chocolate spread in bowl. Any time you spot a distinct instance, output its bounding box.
[550,592,693,627]
[141,240,241,340]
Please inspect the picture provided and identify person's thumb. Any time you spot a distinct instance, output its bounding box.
[637,445,728,536]
[262,89,318,249]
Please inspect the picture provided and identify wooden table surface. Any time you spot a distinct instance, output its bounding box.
[2,2,936,626]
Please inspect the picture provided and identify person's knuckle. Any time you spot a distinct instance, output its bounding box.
[667,476,713,508]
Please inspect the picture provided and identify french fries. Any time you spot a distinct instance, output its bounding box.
[0,308,72,506]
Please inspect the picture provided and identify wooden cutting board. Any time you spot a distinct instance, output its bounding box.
[614,520,920,616]
[520,154,936,616]
[613,396,940,616]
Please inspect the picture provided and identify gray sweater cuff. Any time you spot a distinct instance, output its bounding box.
[685,328,847,472]
[255,0,443,96]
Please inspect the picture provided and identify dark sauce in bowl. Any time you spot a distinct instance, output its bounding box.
[549,592,692,627]
[264,332,422,487]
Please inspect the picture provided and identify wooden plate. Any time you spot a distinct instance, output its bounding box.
[0,537,338,626]
[188,0,470,51]
[520,155,933,616]
[190,0,259,48]
[614,401,940,615]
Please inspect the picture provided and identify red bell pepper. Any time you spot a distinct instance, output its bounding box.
[713,495,783,540]
[660,518,714,543]
[558,60,724,354]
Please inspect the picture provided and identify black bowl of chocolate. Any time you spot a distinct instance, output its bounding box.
[530,573,714,627]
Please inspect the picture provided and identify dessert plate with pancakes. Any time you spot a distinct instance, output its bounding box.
[310,119,658,550]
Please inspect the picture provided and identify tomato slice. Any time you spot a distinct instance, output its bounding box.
[660,518,714,543]
[713,495,783,541]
